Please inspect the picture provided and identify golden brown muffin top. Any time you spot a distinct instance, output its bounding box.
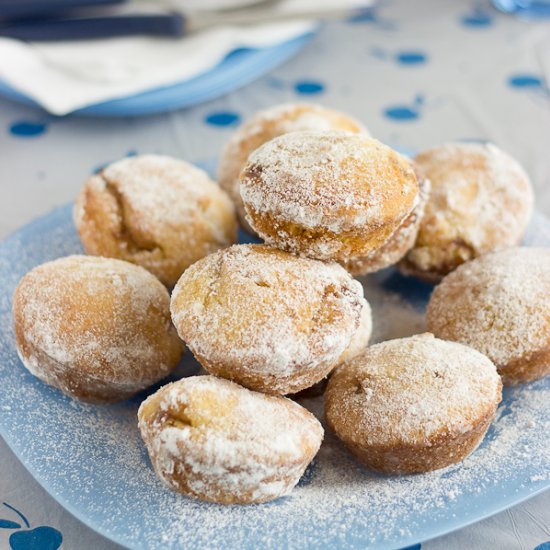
[240,131,419,234]
[407,142,533,276]
[74,154,237,286]
[13,255,182,385]
[427,247,550,368]
[170,244,368,381]
[138,375,323,502]
[326,333,502,448]
[219,102,367,199]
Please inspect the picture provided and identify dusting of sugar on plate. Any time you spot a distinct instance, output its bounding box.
[0,205,548,550]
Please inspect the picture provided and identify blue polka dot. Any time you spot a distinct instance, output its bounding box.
[396,51,427,65]
[384,94,425,121]
[9,120,47,138]
[461,8,493,27]
[535,543,550,550]
[204,111,241,127]
[508,74,544,89]
[294,80,325,95]
[462,14,492,26]
[384,106,419,121]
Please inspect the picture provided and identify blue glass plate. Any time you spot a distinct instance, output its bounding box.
[0,204,548,550]
[0,33,311,117]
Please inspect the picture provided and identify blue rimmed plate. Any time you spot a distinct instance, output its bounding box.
[0,33,311,117]
[0,205,548,550]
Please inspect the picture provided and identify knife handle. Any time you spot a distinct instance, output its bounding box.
[0,0,126,19]
[0,13,186,41]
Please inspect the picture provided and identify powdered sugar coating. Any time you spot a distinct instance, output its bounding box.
[218,103,368,232]
[427,247,550,383]
[12,255,183,402]
[171,244,371,394]
[138,375,323,504]
[74,154,237,286]
[326,333,502,449]
[404,143,533,280]
[240,131,419,261]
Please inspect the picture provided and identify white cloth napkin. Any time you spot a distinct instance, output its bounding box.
[0,0,370,116]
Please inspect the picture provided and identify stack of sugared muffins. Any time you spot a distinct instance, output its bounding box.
[13,102,547,505]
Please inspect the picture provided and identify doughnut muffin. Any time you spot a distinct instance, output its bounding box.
[171,244,372,395]
[240,131,419,263]
[427,247,550,385]
[74,154,237,287]
[12,255,183,403]
[218,103,367,232]
[325,333,502,474]
[138,375,324,504]
[343,170,430,275]
[401,143,533,282]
